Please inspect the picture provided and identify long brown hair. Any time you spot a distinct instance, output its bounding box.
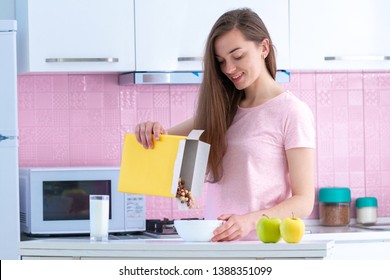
[194,8,277,182]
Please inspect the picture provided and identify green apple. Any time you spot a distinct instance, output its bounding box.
[256,215,282,243]
[280,215,305,243]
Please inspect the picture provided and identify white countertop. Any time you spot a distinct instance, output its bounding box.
[19,237,334,259]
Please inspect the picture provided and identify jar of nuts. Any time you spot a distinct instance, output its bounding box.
[318,187,351,226]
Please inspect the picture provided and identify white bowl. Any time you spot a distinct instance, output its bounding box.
[174,219,223,242]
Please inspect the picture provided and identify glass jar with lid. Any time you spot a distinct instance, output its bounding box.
[319,187,351,226]
[356,197,378,225]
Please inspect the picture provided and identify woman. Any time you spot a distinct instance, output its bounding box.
[135,8,315,241]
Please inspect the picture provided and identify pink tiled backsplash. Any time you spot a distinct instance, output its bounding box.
[17,72,390,219]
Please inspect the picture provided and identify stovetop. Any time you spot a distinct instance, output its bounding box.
[146,219,176,235]
[144,218,203,238]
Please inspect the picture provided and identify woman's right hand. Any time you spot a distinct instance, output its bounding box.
[134,121,166,149]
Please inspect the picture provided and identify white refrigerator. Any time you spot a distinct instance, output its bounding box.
[0,20,20,260]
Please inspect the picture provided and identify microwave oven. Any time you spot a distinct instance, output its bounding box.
[19,167,146,235]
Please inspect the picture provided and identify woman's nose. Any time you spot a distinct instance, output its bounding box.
[224,61,236,74]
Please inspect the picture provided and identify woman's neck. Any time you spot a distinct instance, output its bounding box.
[240,74,283,108]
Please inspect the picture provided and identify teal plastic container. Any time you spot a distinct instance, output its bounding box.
[319,187,351,226]
[356,197,378,224]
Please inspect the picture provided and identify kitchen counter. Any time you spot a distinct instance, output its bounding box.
[19,220,390,260]
[303,222,390,259]
[19,237,334,260]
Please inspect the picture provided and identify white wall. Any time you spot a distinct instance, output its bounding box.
[0,0,15,19]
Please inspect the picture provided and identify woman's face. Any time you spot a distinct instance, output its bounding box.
[214,28,267,91]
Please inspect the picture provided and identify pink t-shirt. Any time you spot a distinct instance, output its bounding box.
[204,91,315,240]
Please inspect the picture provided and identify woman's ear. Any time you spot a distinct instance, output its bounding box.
[261,38,270,59]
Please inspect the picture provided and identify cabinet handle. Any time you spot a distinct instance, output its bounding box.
[324,56,390,61]
[177,57,203,62]
[45,58,119,63]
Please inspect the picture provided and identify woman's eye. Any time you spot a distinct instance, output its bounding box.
[234,55,243,60]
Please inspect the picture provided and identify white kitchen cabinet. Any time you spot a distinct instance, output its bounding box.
[290,0,390,70]
[135,0,289,72]
[303,225,390,260]
[16,0,135,74]
[332,242,390,260]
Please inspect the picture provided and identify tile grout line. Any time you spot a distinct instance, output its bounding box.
[362,71,367,197]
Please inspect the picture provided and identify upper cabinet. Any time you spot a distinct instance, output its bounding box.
[290,0,390,70]
[14,0,390,74]
[134,0,290,72]
[16,0,135,74]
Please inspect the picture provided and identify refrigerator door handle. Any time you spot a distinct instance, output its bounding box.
[0,134,17,142]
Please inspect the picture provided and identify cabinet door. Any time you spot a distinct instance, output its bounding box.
[0,29,17,131]
[332,242,390,260]
[16,0,135,73]
[290,0,390,70]
[135,0,289,72]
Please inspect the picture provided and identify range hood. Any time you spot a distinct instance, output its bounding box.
[119,70,290,85]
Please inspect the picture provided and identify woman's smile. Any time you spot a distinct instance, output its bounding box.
[231,72,244,83]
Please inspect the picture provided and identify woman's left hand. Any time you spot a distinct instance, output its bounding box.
[211,214,255,242]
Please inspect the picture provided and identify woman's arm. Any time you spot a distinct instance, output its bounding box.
[212,147,315,241]
[167,118,195,136]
